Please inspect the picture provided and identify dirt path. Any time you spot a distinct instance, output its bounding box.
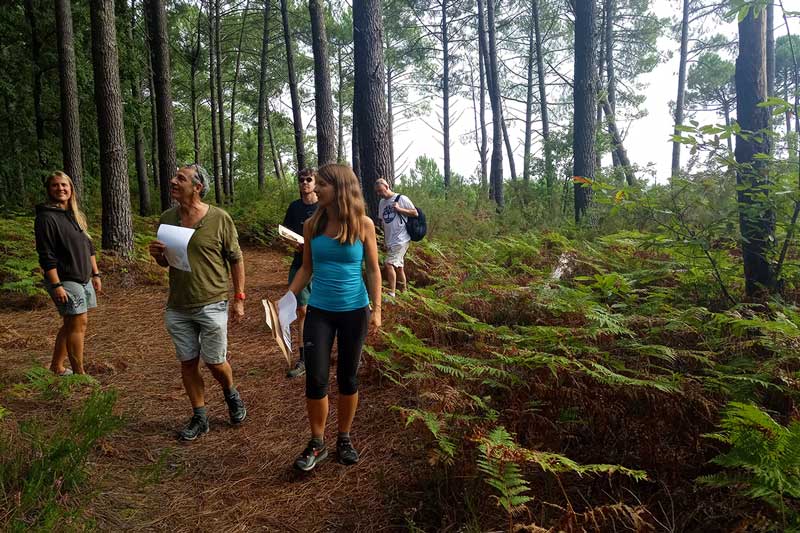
[1,247,425,532]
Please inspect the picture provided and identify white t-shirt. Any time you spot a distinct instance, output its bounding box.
[379,194,416,248]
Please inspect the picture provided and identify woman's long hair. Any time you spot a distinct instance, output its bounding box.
[45,171,89,232]
[308,164,367,244]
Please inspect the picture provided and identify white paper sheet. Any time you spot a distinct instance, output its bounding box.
[277,291,297,352]
[157,224,195,272]
[278,224,304,245]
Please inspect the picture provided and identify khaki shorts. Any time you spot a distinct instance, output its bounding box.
[385,242,410,268]
[165,301,229,365]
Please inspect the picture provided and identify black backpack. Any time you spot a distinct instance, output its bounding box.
[394,195,427,241]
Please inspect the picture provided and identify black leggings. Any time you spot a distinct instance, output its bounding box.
[303,305,370,400]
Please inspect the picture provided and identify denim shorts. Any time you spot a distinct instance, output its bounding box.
[46,279,97,316]
[165,301,229,364]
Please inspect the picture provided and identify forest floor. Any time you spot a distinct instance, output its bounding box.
[0,246,429,532]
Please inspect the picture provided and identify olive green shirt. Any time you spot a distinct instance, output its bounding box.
[159,205,243,310]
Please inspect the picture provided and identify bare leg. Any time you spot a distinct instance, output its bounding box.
[337,392,359,434]
[50,321,69,373]
[180,358,205,408]
[307,396,329,438]
[385,263,397,295]
[206,360,234,391]
[64,313,88,374]
[397,267,407,292]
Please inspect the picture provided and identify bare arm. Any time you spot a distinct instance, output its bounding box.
[288,221,314,295]
[230,256,245,320]
[362,217,382,329]
[90,255,102,293]
[394,205,418,217]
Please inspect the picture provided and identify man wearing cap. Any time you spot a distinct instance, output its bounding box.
[148,164,248,441]
[281,168,317,378]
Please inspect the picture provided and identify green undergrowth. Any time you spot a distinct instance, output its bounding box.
[370,231,800,530]
[0,368,123,531]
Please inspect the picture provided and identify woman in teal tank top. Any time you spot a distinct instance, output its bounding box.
[288,163,382,471]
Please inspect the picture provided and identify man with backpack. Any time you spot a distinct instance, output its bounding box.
[375,178,421,299]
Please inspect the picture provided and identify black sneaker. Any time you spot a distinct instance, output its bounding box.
[178,415,209,441]
[286,360,305,378]
[337,436,359,465]
[294,440,328,471]
[224,390,247,424]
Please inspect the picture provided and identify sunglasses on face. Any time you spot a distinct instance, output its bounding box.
[298,177,313,184]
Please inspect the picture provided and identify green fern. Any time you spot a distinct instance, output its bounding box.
[698,402,800,527]
[476,427,533,517]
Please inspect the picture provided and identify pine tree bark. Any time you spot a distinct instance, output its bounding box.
[501,105,517,181]
[735,9,775,295]
[523,1,535,183]
[281,0,306,171]
[337,48,345,162]
[128,0,150,215]
[266,99,284,180]
[353,0,391,219]
[766,2,774,98]
[147,57,160,192]
[671,0,689,177]
[55,0,84,199]
[442,0,451,188]
[532,0,552,191]
[477,8,488,191]
[215,0,229,198]
[24,0,46,168]
[145,0,177,211]
[90,0,134,255]
[191,12,202,164]
[484,0,504,207]
[309,0,336,166]
[207,0,222,203]
[352,94,361,178]
[257,0,271,190]
[227,0,250,198]
[573,0,596,223]
[387,64,395,177]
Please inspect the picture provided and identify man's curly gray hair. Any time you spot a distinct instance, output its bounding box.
[183,164,210,198]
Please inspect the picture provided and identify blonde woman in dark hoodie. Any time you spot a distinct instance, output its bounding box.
[34,171,101,375]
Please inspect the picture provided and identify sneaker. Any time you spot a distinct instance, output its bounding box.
[224,390,247,424]
[286,360,306,378]
[178,415,209,441]
[337,436,360,465]
[56,368,73,377]
[294,440,328,471]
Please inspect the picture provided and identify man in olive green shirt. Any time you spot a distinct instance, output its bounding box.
[149,164,247,441]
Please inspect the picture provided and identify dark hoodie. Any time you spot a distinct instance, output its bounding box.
[34,204,95,283]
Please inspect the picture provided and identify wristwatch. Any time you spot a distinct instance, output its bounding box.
[234,292,246,301]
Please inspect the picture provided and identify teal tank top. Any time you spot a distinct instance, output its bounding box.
[308,235,369,312]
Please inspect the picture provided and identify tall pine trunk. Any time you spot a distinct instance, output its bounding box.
[533,0,552,191]
[266,99,284,180]
[190,12,202,164]
[147,56,160,192]
[55,0,84,199]
[128,0,150,215]
[735,9,775,295]
[573,0,596,223]
[442,0,451,188]
[91,0,134,255]
[207,0,222,203]
[484,0,504,207]
[310,0,336,165]
[215,0,229,198]
[337,48,344,162]
[671,0,689,177]
[501,105,517,181]
[523,1,535,183]
[24,0,46,168]
[352,92,361,178]
[281,0,306,170]
[477,8,488,191]
[145,0,177,211]
[257,0,271,190]
[353,0,391,219]
[227,0,250,198]
[387,64,395,177]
